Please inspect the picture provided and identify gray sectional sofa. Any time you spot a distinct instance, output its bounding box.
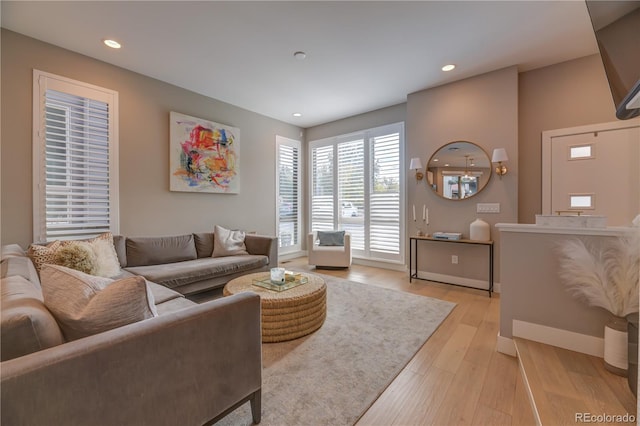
[114,232,278,295]
[0,230,277,425]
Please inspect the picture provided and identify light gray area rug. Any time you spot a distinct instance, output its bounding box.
[217,274,455,426]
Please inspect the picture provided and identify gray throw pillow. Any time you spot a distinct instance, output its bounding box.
[317,230,346,246]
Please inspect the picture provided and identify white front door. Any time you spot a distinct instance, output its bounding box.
[543,120,640,226]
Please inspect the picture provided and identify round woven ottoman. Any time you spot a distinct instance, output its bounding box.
[223,272,327,343]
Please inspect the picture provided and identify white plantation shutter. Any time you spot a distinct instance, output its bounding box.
[33,71,119,242]
[337,139,365,251]
[370,132,400,255]
[311,144,334,231]
[276,137,301,253]
[309,122,404,263]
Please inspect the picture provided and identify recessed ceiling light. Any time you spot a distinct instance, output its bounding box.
[103,39,121,49]
[293,51,306,60]
[442,64,456,72]
[433,158,439,162]
[292,112,303,117]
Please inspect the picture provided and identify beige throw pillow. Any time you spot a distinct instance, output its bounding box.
[27,240,62,273]
[40,264,157,341]
[212,225,248,257]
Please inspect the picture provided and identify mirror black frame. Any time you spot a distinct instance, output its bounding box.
[426,141,493,200]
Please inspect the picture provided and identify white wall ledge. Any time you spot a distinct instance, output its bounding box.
[495,223,631,237]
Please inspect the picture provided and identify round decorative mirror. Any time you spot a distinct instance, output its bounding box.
[426,141,492,200]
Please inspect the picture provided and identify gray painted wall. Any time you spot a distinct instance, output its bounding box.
[305,104,407,142]
[406,66,519,285]
[500,229,615,339]
[518,54,617,224]
[1,30,302,248]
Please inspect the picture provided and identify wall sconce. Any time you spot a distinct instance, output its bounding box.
[409,158,424,181]
[492,148,509,179]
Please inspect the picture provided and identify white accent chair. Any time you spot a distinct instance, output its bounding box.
[307,231,352,268]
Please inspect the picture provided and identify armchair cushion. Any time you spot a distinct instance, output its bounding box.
[317,230,346,246]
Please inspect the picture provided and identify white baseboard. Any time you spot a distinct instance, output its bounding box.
[278,251,307,262]
[512,320,604,358]
[496,333,517,357]
[280,252,406,272]
[415,270,500,293]
[352,257,407,272]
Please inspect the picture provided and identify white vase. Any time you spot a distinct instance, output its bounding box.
[604,315,628,377]
[470,219,490,241]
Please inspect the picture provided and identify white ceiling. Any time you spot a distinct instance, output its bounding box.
[1,1,599,128]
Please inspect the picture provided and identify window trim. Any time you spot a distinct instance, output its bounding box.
[32,70,119,242]
[275,135,302,254]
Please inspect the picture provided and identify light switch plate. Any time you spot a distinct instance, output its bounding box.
[477,203,500,213]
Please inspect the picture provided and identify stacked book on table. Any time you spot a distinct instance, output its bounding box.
[285,270,302,282]
[432,232,463,240]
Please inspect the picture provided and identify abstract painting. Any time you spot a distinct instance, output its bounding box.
[169,112,240,193]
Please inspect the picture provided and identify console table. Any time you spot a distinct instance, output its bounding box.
[409,236,494,297]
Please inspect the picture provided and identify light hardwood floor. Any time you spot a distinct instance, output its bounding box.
[515,337,636,426]
[282,257,536,426]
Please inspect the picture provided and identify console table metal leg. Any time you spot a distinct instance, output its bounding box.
[410,238,415,283]
[409,238,413,283]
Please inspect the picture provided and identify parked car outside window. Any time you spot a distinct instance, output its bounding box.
[341,202,358,217]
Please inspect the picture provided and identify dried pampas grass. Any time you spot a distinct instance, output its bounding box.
[557,220,640,317]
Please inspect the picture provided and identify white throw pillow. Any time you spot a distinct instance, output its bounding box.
[40,264,158,341]
[212,225,248,257]
[90,238,121,277]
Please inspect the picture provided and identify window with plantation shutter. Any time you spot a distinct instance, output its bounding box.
[276,136,301,253]
[311,144,334,232]
[309,122,404,263]
[33,70,119,242]
[337,138,364,251]
[370,132,400,255]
